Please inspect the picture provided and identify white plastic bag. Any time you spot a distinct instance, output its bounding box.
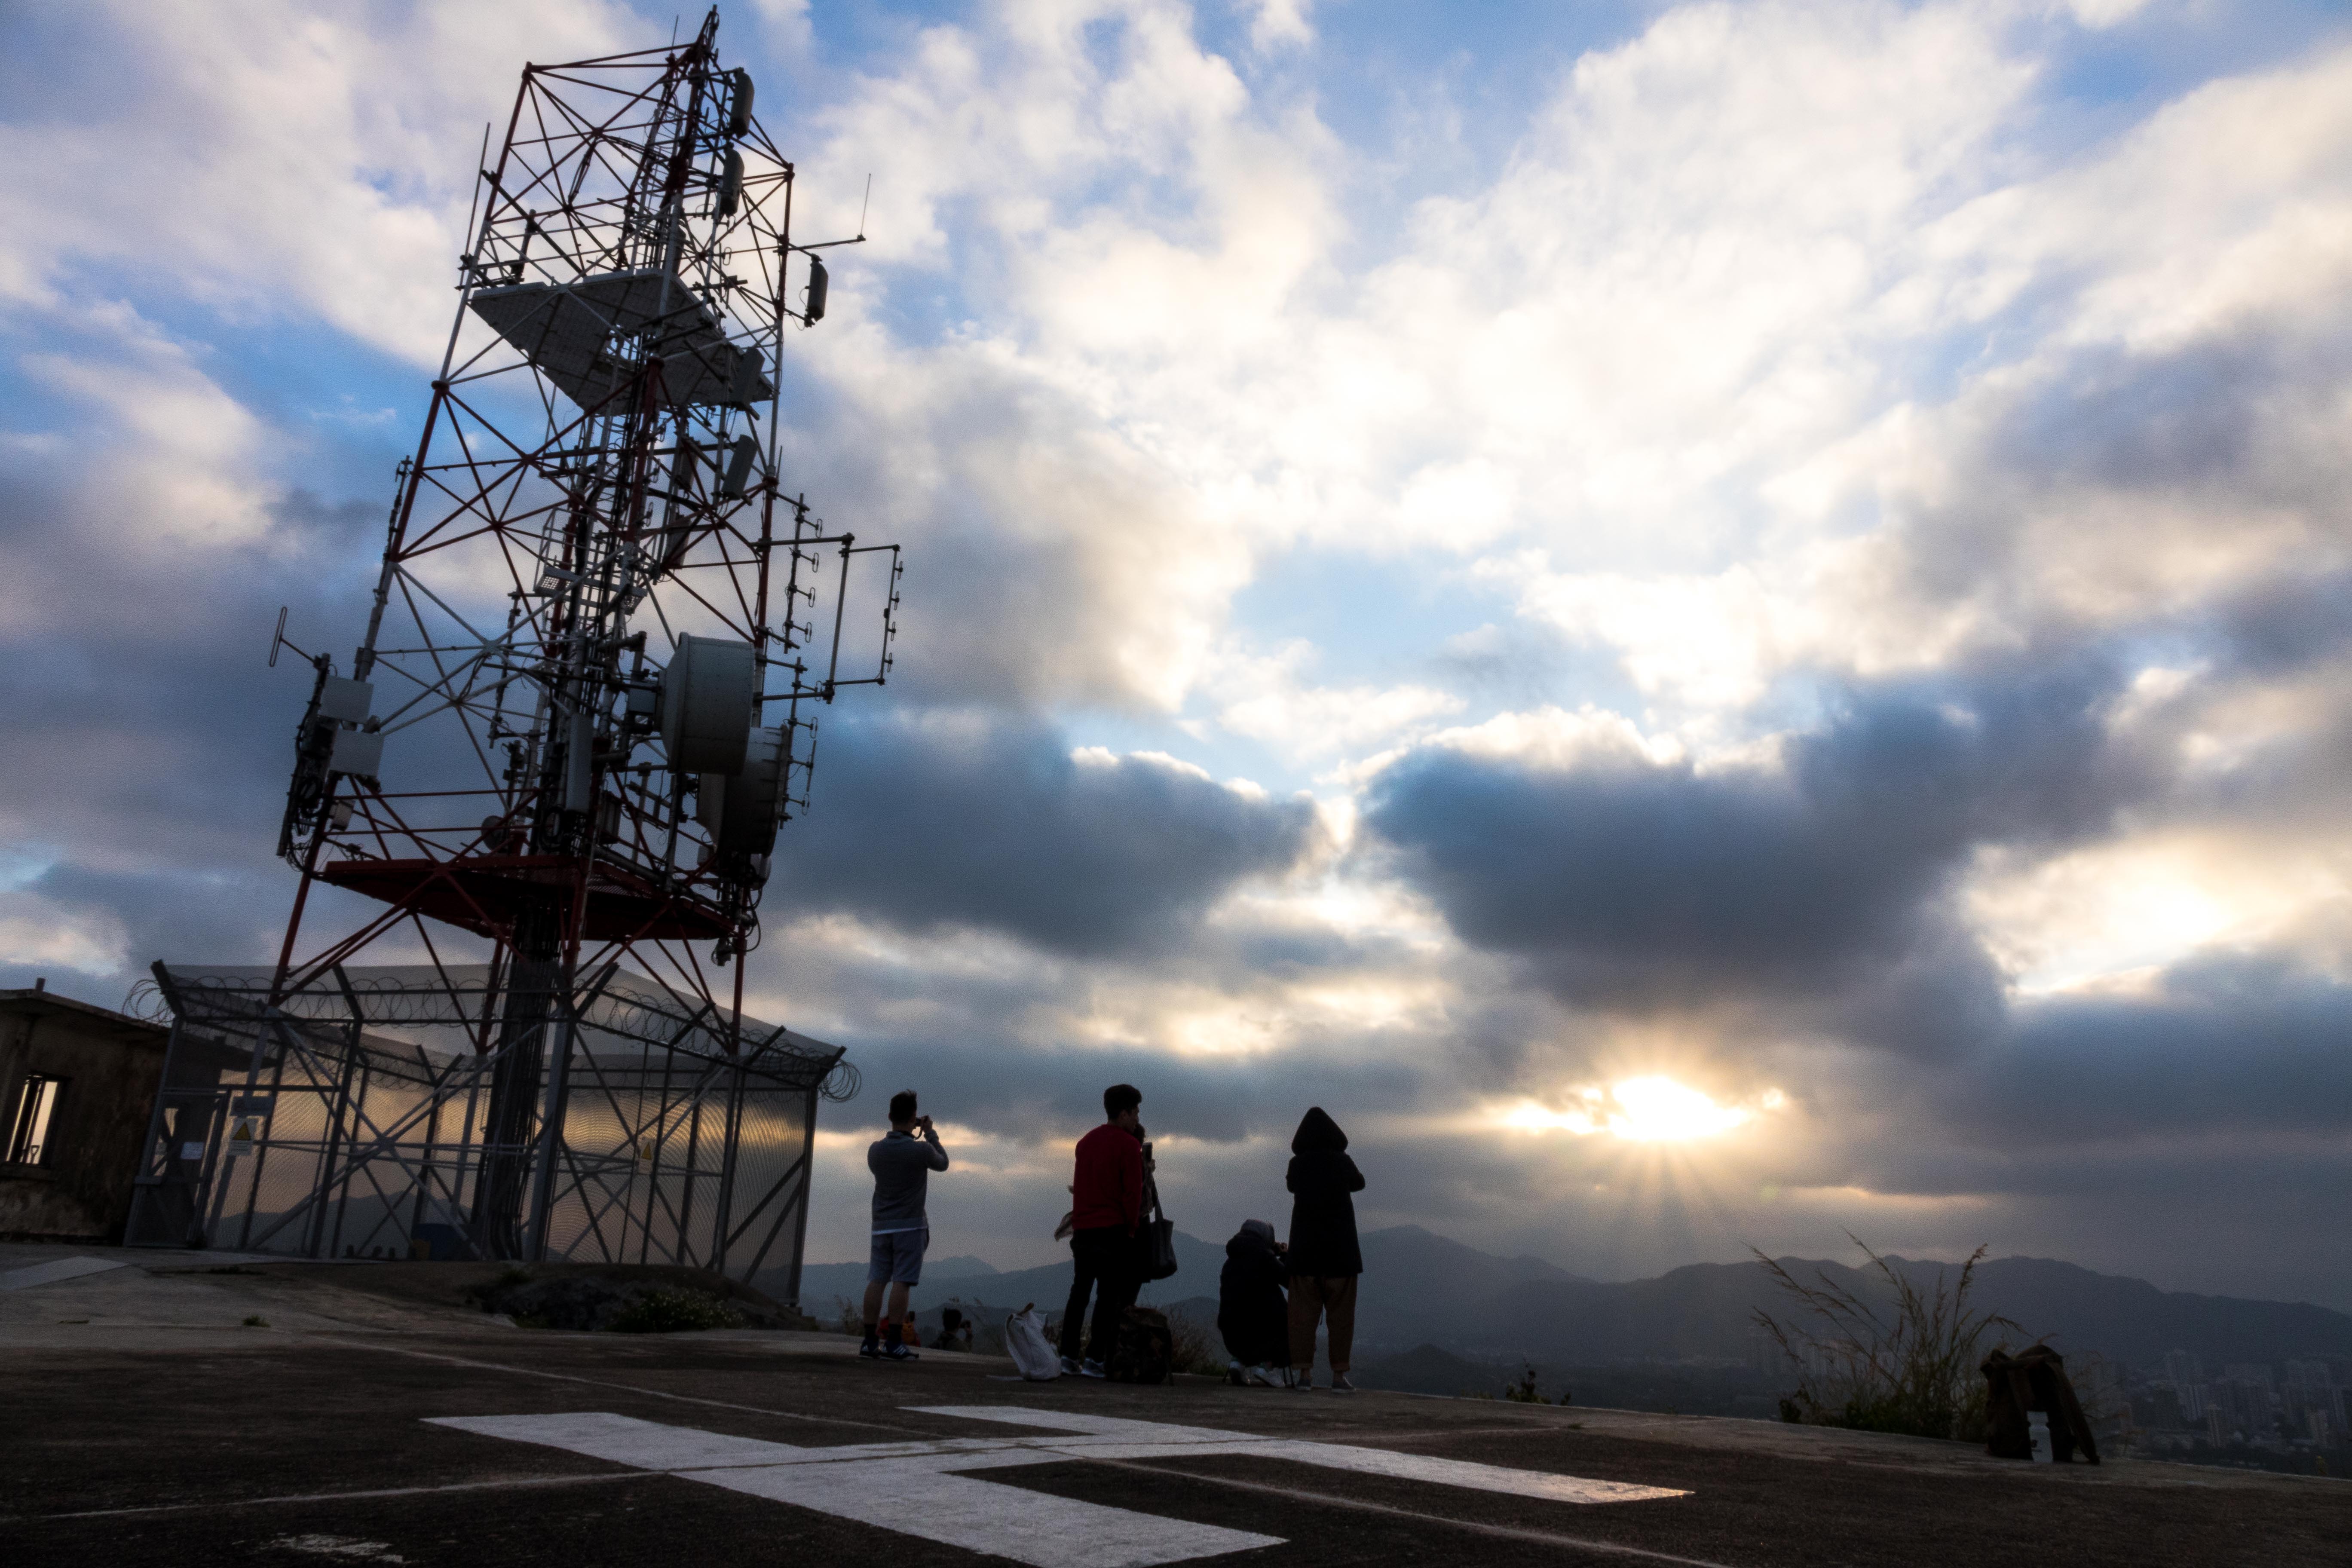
[1003,1304,1061,1381]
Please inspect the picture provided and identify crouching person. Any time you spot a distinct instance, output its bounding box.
[1218,1219,1288,1386]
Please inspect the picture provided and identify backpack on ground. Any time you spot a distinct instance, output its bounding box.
[1107,1305,1173,1385]
[1002,1305,1061,1381]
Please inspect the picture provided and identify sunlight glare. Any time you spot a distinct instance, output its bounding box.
[1500,1076,1761,1142]
[1608,1076,1752,1140]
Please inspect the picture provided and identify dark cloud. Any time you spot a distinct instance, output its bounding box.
[824,1026,1431,1147]
[1361,658,2152,1053]
[1961,952,2352,1144]
[2204,570,2352,677]
[0,452,385,1001]
[772,707,1320,956]
[1899,324,2352,622]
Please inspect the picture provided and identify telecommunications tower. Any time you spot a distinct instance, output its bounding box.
[126,10,899,1280]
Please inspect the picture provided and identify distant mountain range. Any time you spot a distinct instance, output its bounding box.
[1457,1252,2352,1372]
[775,1225,2352,1373]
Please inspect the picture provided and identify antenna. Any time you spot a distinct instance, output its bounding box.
[235,15,906,1270]
[859,173,872,239]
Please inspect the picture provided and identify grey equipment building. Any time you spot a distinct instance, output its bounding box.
[1,983,172,1243]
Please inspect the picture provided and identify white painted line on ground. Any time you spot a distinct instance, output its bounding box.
[427,1413,1280,1568]
[430,1404,1691,1565]
[910,1406,1690,1504]
[1247,1439,1685,1504]
[1081,1455,1739,1568]
[699,1455,1281,1568]
[0,1256,129,1291]
[433,1412,811,1470]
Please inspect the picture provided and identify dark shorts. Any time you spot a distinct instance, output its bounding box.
[868,1226,928,1285]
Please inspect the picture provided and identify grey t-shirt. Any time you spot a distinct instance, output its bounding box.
[869,1127,949,1232]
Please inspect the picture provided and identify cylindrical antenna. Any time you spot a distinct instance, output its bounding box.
[728,68,754,135]
[806,254,829,323]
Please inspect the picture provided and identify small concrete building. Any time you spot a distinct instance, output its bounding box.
[0,984,171,1243]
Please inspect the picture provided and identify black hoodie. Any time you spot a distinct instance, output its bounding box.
[1219,1222,1286,1323]
[1284,1106,1365,1277]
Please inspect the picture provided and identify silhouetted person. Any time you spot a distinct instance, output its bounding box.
[1219,1218,1288,1386]
[1059,1083,1145,1377]
[863,1089,948,1362]
[1285,1106,1364,1392]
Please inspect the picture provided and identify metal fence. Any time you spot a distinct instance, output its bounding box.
[124,963,850,1302]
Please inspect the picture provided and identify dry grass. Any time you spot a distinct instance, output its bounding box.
[608,1288,743,1333]
[1752,1234,2023,1441]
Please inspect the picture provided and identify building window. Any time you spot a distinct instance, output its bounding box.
[7,1074,64,1165]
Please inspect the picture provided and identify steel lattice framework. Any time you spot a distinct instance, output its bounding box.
[130,11,897,1274]
[125,964,854,1296]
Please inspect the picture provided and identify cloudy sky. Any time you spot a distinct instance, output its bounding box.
[4,0,2350,1307]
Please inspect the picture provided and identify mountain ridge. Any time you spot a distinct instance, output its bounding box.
[771,1229,2352,1369]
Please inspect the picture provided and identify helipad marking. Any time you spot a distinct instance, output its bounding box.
[914,1406,1690,1506]
[429,1405,1686,1567]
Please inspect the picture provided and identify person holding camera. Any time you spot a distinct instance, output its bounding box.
[863,1089,949,1362]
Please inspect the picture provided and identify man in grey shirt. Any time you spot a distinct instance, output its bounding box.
[863,1089,949,1361]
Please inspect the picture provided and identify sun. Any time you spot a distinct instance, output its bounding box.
[1499,1076,1771,1142]
[1604,1076,1752,1140]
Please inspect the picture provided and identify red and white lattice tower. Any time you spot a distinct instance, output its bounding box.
[251,9,897,1261]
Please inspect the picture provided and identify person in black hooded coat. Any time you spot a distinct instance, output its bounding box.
[1216,1219,1288,1384]
[1284,1106,1364,1391]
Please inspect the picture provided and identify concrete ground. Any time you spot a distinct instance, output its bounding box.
[3,1243,2343,1568]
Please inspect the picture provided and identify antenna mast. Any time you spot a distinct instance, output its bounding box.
[257,9,902,1260]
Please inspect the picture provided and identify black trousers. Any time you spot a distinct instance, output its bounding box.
[1059,1225,1139,1363]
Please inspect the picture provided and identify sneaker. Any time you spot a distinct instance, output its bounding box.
[1079,1359,1108,1379]
[882,1341,919,1361]
[1292,1374,1314,1391]
[1227,1364,1247,1387]
[1330,1373,1357,1393]
[1060,1355,1082,1376]
[858,1337,882,1360]
[1246,1366,1277,1387]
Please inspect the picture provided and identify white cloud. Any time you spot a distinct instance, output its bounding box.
[0,1,645,358]
[1244,0,1314,52]
[0,891,130,974]
[1415,704,1691,773]
[1209,639,1464,760]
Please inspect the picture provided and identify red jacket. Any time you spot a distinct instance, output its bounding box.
[1071,1123,1144,1234]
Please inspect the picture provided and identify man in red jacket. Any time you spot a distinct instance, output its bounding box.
[1057,1083,1145,1377]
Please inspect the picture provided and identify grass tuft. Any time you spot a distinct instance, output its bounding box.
[606,1288,743,1334]
[1752,1234,2023,1442]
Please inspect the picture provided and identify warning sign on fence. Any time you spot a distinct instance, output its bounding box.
[226,1116,262,1158]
